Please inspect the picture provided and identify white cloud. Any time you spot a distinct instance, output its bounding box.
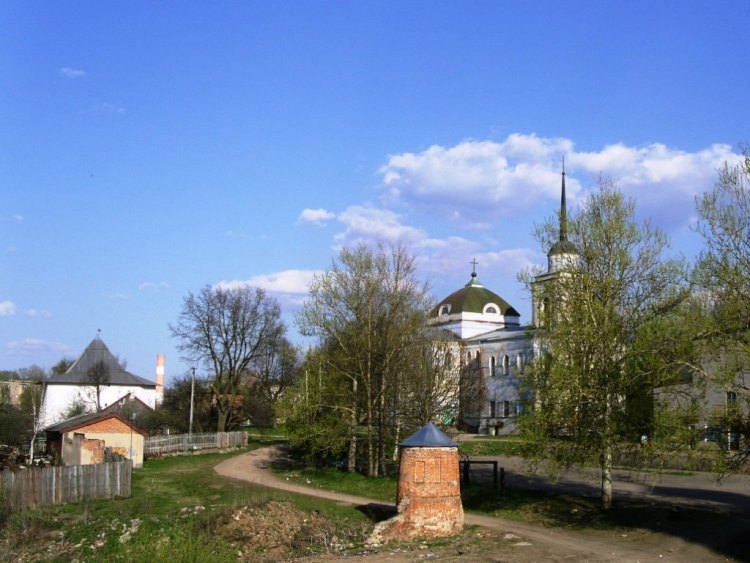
[378,134,740,228]
[225,230,248,239]
[139,282,169,292]
[217,270,320,294]
[13,214,24,222]
[298,208,336,226]
[6,338,70,356]
[23,309,51,318]
[334,205,426,247]
[108,293,130,301]
[99,102,125,114]
[60,66,86,78]
[0,301,16,316]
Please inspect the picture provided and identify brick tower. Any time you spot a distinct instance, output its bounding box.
[369,423,463,543]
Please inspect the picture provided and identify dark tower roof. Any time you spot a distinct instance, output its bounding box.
[400,422,458,447]
[47,336,155,387]
[548,160,578,257]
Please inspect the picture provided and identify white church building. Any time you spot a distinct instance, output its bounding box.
[428,169,577,434]
[40,336,160,428]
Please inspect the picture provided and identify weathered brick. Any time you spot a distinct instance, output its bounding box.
[371,446,463,543]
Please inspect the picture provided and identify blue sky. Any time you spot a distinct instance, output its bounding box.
[2,1,748,383]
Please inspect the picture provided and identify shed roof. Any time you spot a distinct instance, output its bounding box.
[44,410,147,436]
[400,422,458,448]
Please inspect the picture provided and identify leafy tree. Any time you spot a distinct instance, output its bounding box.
[0,405,28,447]
[692,148,750,468]
[295,243,444,476]
[0,370,19,382]
[51,357,74,375]
[520,180,687,510]
[170,285,285,431]
[147,373,214,433]
[18,368,47,463]
[61,397,89,419]
[279,345,357,465]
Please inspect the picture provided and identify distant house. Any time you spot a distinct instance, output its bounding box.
[40,336,157,428]
[45,411,146,467]
[101,392,155,430]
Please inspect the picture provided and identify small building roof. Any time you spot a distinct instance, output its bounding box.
[400,422,458,448]
[47,336,155,388]
[44,410,147,436]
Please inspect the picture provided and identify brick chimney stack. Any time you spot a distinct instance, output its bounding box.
[155,354,165,403]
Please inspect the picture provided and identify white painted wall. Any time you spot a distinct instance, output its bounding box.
[41,383,156,427]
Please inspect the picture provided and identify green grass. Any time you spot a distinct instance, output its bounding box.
[457,437,527,457]
[0,447,373,562]
[277,466,398,504]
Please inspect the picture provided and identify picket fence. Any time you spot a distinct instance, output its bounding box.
[0,460,132,513]
[144,431,247,456]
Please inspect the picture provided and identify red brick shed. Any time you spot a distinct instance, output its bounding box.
[45,411,147,468]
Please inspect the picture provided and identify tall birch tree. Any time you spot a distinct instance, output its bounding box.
[520,179,686,510]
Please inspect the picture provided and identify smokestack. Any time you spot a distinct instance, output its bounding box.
[155,354,165,403]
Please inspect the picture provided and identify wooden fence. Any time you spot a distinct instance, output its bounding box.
[144,431,247,456]
[0,460,132,513]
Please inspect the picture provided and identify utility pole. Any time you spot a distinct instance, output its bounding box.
[189,367,195,435]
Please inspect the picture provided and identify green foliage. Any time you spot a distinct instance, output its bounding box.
[61,397,89,419]
[1,448,373,561]
[457,437,526,457]
[0,404,31,449]
[691,147,750,471]
[149,373,215,434]
[520,180,688,509]
[294,243,449,477]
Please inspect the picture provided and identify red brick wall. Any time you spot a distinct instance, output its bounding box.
[373,446,463,541]
[81,438,104,464]
[81,417,133,434]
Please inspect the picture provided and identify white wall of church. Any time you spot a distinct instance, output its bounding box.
[42,384,157,427]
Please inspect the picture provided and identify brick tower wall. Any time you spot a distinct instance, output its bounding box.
[371,446,463,542]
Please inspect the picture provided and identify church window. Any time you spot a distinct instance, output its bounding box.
[516,353,524,372]
[484,305,498,315]
[502,355,510,375]
[503,401,511,417]
[440,305,450,316]
[727,391,737,405]
[490,356,496,377]
[490,401,496,417]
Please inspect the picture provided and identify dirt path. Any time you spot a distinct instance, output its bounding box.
[215,446,735,562]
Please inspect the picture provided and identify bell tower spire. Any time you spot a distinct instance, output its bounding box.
[560,156,568,243]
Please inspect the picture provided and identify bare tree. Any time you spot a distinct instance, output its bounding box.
[84,360,110,412]
[170,284,285,432]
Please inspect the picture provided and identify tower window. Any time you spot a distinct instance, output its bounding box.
[440,305,451,316]
[484,305,498,315]
[503,355,510,375]
[490,356,496,377]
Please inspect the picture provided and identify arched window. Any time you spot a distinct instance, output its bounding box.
[485,305,498,315]
[490,356,496,377]
[516,353,523,372]
[440,305,450,316]
[503,355,510,375]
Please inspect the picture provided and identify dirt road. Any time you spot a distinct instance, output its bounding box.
[215,446,740,562]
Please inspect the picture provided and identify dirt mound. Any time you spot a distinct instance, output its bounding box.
[213,501,369,560]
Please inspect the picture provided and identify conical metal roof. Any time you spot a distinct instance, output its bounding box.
[400,422,458,448]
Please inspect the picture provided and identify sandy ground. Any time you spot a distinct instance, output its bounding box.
[214,446,742,562]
